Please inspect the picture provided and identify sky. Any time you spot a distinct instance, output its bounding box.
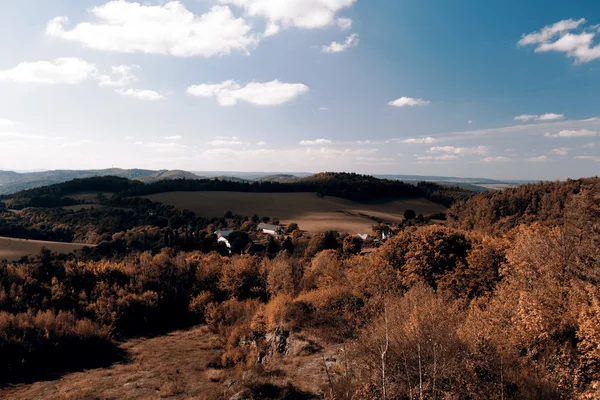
[1,0,600,180]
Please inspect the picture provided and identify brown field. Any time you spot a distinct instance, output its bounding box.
[0,237,92,261]
[145,192,446,233]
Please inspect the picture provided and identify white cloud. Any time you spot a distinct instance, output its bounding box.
[518,18,600,63]
[428,145,490,155]
[515,113,564,122]
[0,58,98,85]
[583,143,596,148]
[518,18,586,46]
[527,155,549,162]
[416,155,459,162]
[318,107,329,111]
[481,156,511,162]
[124,136,135,141]
[545,129,598,138]
[549,147,569,155]
[400,137,437,144]
[218,0,356,31]
[576,155,600,162]
[300,138,333,145]
[337,18,353,30]
[116,88,164,101]
[46,2,257,58]
[468,120,473,124]
[164,135,182,140]
[96,65,139,87]
[187,79,309,106]
[321,33,359,53]
[208,136,249,146]
[257,141,266,146]
[388,97,430,107]
[356,157,395,164]
[0,118,14,127]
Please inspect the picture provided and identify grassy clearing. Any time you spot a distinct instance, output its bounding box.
[0,237,91,261]
[145,192,447,233]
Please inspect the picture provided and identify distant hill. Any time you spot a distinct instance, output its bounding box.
[0,169,529,196]
[253,174,300,183]
[0,169,203,195]
[1,172,475,209]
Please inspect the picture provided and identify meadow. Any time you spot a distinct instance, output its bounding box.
[0,237,91,261]
[145,191,447,233]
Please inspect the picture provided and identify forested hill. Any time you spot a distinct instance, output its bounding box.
[1,172,473,208]
[448,176,600,233]
[0,169,202,195]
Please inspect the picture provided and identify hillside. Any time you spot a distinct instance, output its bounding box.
[448,176,600,233]
[1,172,472,208]
[145,191,447,233]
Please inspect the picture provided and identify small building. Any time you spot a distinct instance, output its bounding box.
[257,223,282,235]
[215,230,235,254]
[357,234,369,241]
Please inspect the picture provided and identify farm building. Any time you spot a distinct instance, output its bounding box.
[215,230,234,253]
[257,223,282,235]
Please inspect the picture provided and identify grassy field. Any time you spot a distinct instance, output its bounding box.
[145,192,446,233]
[0,237,91,261]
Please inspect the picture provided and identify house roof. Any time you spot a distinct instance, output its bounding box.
[257,223,281,231]
[215,230,235,238]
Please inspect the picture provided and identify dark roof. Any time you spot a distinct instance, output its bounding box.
[215,230,235,237]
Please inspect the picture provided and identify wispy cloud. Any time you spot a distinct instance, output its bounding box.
[300,139,333,145]
[208,136,249,146]
[545,129,598,138]
[416,155,459,162]
[514,113,564,122]
[549,147,570,155]
[481,156,511,162]
[527,155,549,162]
[321,33,359,53]
[428,145,490,155]
[399,137,437,144]
[576,155,600,162]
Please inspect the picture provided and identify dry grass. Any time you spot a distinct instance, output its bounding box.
[145,192,446,233]
[1,326,226,400]
[2,325,334,399]
[0,237,92,261]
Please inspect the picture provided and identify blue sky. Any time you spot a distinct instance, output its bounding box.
[1,0,599,180]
